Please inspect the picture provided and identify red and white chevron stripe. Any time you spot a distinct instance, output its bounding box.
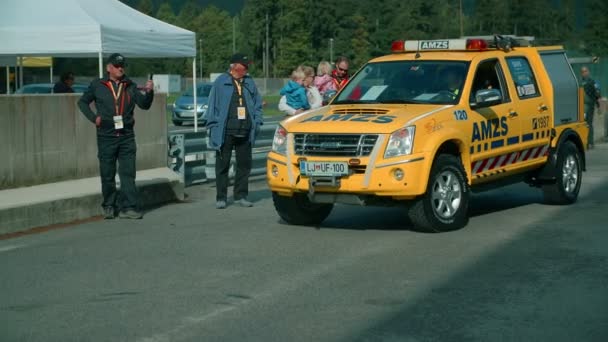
[471,145,549,174]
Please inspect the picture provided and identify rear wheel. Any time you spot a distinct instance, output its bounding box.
[542,141,582,204]
[408,154,470,232]
[272,192,333,226]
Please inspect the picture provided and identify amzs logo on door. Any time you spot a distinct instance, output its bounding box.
[420,40,449,50]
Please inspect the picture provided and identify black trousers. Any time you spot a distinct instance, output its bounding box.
[215,134,252,201]
[97,134,138,210]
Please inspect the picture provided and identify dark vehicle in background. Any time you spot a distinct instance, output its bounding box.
[14,83,89,94]
[171,82,212,126]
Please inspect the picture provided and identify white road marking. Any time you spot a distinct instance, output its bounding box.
[0,244,25,253]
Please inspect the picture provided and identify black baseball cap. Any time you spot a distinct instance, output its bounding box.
[230,53,251,66]
[107,53,127,67]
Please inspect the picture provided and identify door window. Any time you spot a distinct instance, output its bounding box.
[506,57,541,99]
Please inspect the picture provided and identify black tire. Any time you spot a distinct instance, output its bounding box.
[542,141,582,205]
[408,154,470,232]
[173,120,183,126]
[272,192,333,226]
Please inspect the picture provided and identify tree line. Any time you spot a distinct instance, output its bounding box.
[59,0,608,79]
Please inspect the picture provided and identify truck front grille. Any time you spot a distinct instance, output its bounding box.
[294,134,379,157]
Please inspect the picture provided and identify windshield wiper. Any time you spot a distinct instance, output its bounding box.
[380,99,428,104]
[332,99,381,105]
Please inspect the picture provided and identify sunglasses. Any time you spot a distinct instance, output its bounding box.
[112,64,125,69]
[337,66,348,72]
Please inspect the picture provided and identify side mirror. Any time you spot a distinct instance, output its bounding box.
[472,88,502,108]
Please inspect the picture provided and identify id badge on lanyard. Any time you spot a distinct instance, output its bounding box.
[234,80,246,120]
[110,82,124,129]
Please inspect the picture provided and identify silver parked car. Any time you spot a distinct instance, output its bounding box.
[171,83,212,126]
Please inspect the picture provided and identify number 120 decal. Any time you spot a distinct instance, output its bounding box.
[453,110,468,121]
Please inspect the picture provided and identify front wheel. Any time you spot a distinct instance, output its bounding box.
[408,154,470,232]
[542,141,582,204]
[272,192,333,226]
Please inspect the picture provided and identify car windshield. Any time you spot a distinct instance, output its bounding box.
[333,60,470,105]
[183,84,212,97]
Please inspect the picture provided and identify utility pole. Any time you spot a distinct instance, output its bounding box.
[459,0,464,37]
[232,17,236,54]
[265,13,269,79]
[329,38,334,63]
[198,38,202,80]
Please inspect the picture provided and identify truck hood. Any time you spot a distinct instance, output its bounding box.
[281,104,453,134]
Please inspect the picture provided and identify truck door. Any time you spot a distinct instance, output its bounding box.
[468,58,521,182]
[504,56,551,167]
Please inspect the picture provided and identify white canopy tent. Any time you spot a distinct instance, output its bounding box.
[0,0,204,130]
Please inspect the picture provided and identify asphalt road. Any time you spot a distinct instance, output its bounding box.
[1,144,607,342]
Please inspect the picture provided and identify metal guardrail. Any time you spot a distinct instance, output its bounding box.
[168,122,278,186]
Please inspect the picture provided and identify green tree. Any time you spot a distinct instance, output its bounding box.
[156,1,177,24]
[273,0,312,76]
[195,6,235,75]
[582,0,608,55]
[239,0,278,77]
[177,0,202,31]
[136,0,154,16]
[347,14,371,68]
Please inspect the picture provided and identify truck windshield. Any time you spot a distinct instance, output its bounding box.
[333,61,470,105]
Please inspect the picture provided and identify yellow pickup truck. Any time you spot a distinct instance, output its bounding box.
[267,35,588,232]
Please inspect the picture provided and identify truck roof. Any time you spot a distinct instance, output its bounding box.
[369,45,565,64]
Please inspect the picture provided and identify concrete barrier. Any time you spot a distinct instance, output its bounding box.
[0,93,168,190]
[0,93,184,235]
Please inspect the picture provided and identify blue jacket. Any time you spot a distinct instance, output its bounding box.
[280,80,310,110]
[205,73,264,150]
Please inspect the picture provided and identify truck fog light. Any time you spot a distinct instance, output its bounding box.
[393,168,404,181]
[271,165,279,177]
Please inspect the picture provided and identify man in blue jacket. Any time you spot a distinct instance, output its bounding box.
[204,53,264,209]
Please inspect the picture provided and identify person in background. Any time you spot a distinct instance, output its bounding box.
[332,56,350,91]
[204,53,264,209]
[279,65,322,116]
[53,71,75,93]
[279,68,310,115]
[314,61,336,96]
[78,53,154,220]
[581,66,601,149]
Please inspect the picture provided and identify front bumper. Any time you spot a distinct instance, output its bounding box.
[266,151,429,199]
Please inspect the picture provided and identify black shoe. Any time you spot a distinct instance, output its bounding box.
[119,209,143,219]
[103,207,115,219]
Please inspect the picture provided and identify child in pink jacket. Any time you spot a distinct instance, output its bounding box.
[314,61,336,96]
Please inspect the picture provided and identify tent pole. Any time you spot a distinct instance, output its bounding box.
[5,67,9,94]
[18,56,23,89]
[98,51,103,78]
[193,57,198,132]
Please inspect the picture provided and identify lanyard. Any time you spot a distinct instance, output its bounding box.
[233,79,243,106]
[109,81,124,116]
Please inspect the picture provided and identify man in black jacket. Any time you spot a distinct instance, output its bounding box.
[78,53,154,219]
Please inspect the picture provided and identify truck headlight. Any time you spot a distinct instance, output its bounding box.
[197,104,208,112]
[384,126,415,158]
[272,125,288,155]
